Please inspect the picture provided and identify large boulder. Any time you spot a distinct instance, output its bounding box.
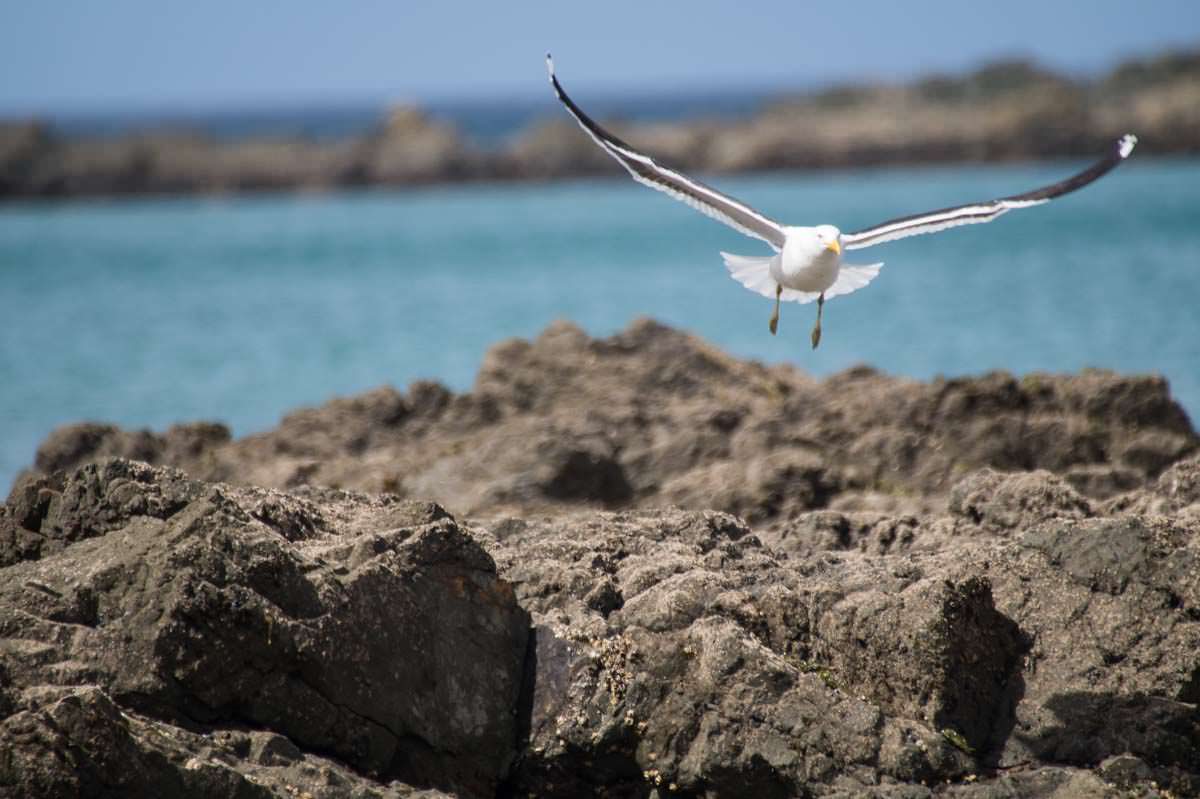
[360,106,476,184]
[0,459,529,797]
[477,499,1200,796]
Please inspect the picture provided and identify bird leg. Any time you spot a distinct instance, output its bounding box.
[769,284,782,335]
[810,292,825,349]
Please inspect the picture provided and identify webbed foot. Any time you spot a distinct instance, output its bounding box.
[768,283,782,335]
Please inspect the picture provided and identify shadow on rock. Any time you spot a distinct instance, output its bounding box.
[540,445,634,507]
[501,625,645,798]
[1021,691,1200,771]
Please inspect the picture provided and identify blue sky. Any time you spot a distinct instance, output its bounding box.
[2,1,1198,114]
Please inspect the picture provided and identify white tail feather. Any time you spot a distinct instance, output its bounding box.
[720,251,823,301]
[721,252,777,298]
[723,252,884,305]
[825,262,884,299]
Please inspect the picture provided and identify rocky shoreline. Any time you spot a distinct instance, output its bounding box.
[2,319,1199,797]
[3,51,1199,200]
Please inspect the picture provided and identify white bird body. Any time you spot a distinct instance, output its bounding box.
[776,225,842,293]
[722,227,883,307]
[545,54,1136,347]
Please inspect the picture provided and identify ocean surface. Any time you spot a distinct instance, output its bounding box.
[2,158,1198,492]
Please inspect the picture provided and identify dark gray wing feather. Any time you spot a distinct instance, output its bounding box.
[842,134,1137,251]
[547,55,788,250]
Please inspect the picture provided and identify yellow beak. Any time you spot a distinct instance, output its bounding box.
[826,240,842,255]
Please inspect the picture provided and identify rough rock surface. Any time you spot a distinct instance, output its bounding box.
[4,321,1200,797]
[0,460,527,798]
[19,320,1195,526]
[473,470,1200,797]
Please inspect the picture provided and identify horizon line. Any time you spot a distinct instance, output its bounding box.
[4,44,1188,122]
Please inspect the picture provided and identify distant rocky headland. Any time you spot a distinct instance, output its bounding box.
[3,50,1198,200]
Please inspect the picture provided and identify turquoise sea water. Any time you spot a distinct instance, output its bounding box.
[2,159,1199,492]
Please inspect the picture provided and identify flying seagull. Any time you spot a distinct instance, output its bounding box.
[545,54,1137,348]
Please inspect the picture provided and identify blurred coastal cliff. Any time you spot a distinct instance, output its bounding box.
[3,49,1198,199]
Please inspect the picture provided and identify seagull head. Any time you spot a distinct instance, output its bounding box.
[815,225,842,256]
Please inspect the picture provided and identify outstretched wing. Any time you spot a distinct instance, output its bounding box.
[842,134,1138,251]
[547,54,788,251]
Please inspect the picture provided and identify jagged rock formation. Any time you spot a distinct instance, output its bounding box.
[3,321,1199,797]
[19,319,1195,524]
[1,459,526,797]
